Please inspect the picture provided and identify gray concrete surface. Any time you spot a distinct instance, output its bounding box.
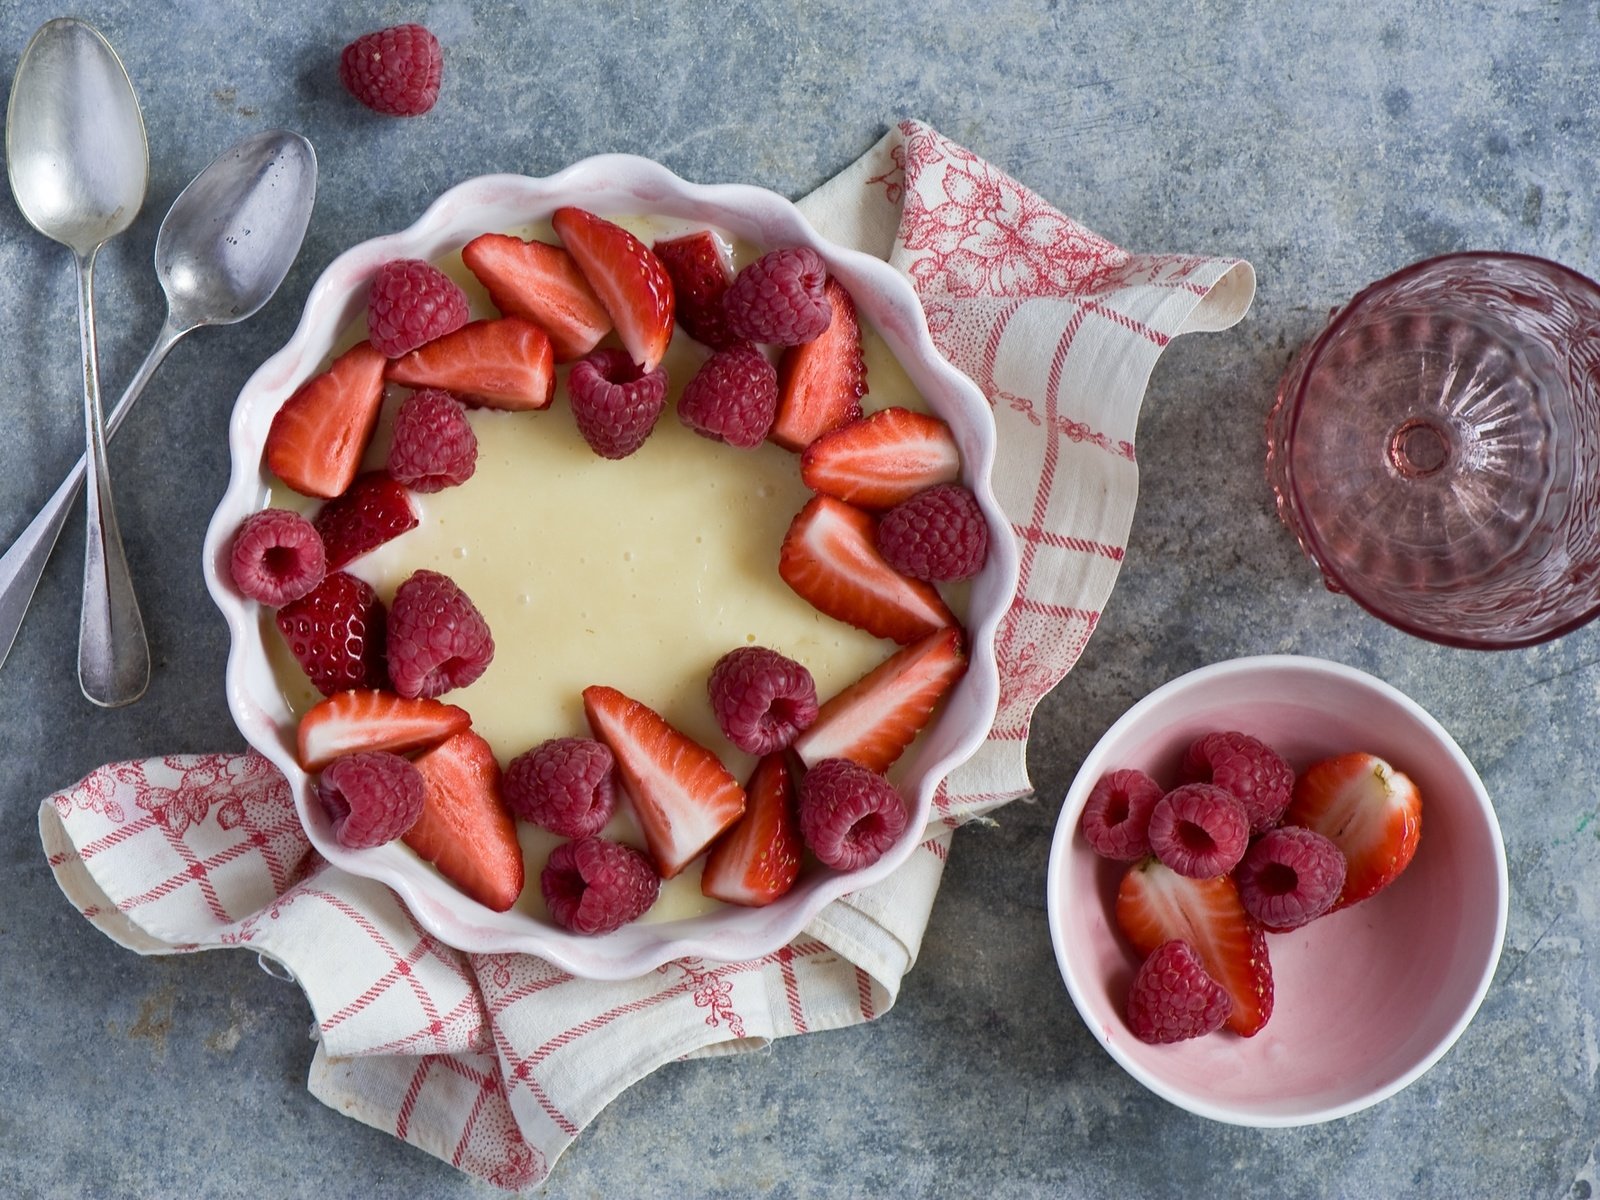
[1,1,1596,1196]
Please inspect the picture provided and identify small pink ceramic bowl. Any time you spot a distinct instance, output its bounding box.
[1046,654,1507,1126]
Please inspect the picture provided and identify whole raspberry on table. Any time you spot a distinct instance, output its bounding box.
[504,737,618,839]
[229,508,325,606]
[1126,938,1233,1044]
[367,259,469,358]
[1079,768,1164,861]
[708,645,819,754]
[388,388,478,492]
[317,751,426,849]
[876,483,990,583]
[1181,730,1294,833]
[723,246,832,345]
[339,24,443,117]
[797,757,906,871]
[541,836,660,935]
[1234,825,1348,931]
[567,346,669,459]
[386,569,494,698]
[678,343,779,448]
[1147,782,1249,878]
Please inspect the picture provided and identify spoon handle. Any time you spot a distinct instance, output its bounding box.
[0,315,186,677]
[73,247,149,707]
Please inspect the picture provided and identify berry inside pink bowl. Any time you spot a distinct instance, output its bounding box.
[1046,654,1507,1125]
[202,156,1018,979]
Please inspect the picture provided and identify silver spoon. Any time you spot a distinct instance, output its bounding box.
[0,129,319,679]
[7,18,149,706]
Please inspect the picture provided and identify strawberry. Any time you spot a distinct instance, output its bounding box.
[653,230,737,350]
[1115,858,1274,1038]
[265,341,387,498]
[770,277,865,451]
[386,317,555,410]
[296,688,471,771]
[793,628,966,772]
[701,753,802,906]
[800,408,962,509]
[551,207,675,372]
[275,572,387,696]
[404,730,525,912]
[460,233,612,362]
[312,472,419,570]
[1282,752,1422,910]
[581,684,745,879]
[778,495,956,644]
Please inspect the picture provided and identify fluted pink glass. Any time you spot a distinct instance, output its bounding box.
[1266,252,1600,649]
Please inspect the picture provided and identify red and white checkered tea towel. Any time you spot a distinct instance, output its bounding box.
[38,120,1252,1191]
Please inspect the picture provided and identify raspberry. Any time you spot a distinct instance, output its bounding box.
[367,258,469,358]
[229,508,326,606]
[566,347,669,459]
[388,388,478,492]
[504,738,617,838]
[1148,783,1249,878]
[540,836,660,935]
[275,571,388,696]
[708,646,819,754]
[1126,939,1232,1044]
[386,569,494,698]
[316,751,426,849]
[723,247,832,345]
[1181,730,1295,833]
[876,483,989,582]
[797,758,906,871]
[338,24,444,117]
[1078,768,1164,861]
[678,344,779,448]
[1234,826,1347,931]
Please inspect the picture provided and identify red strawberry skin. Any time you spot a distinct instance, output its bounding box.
[266,341,388,498]
[386,317,555,410]
[779,495,956,644]
[793,627,966,772]
[552,207,675,372]
[581,685,745,879]
[313,472,419,570]
[770,278,865,451]
[701,754,802,907]
[296,688,471,771]
[274,572,387,697]
[800,407,962,509]
[1115,858,1274,1037]
[460,233,612,362]
[405,730,525,912]
[653,230,737,351]
[1283,752,1422,910]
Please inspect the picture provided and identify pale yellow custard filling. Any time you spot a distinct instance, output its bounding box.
[266,217,954,924]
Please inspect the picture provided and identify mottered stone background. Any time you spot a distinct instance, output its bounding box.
[0,2,1596,1197]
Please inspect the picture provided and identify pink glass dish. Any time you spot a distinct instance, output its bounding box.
[1266,251,1600,649]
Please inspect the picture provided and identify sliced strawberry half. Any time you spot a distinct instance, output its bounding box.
[266,341,388,498]
[793,628,966,772]
[404,730,524,912]
[1282,752,1422,910]
[275,571,387,697]
[313,472,419,570]
[386,317,555,410]
[460,233,612,362]
[581,684,745,878]
[701,753,802,906]
[296,689,471,771]
[552,206,675,372]
[653,229,737,350]
[800,407,962,509]
[1115,858,1274,1038]
[779,495,956,644]
[770,278,865,452]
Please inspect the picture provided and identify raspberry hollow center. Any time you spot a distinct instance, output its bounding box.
[1257,861,1301,897]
